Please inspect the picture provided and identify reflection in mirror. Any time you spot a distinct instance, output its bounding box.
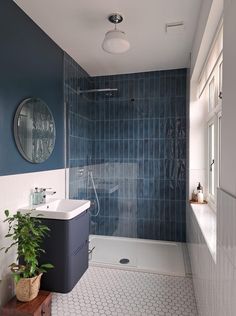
[14,98,56,163]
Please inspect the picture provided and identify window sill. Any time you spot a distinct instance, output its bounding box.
[190,202,217,263]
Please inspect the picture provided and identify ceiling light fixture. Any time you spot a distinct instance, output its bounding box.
[102,13,130,54]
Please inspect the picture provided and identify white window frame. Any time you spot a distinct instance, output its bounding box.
[219,61,223,105]
[217,111,222,187]
[206,57,223,210]
[208,119,215,204]
[197,21,223,211]
[209,76,216,112]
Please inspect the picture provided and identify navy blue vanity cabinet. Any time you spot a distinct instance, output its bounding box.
[38,210,89,293]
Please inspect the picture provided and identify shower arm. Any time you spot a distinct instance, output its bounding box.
[78,88,118,95]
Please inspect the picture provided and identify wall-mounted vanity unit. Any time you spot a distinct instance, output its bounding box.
[19,199,91,293]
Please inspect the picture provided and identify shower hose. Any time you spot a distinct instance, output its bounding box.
[88,171,100,217]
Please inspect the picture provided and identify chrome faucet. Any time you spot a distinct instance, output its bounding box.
[40,188,56,204]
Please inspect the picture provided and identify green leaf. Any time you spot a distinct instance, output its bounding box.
[13,274,21,283]
[2,209,53,277]
[4,210,9,217]
[40,263,54,269]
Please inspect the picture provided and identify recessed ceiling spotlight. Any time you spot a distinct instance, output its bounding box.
[102,13,130,54]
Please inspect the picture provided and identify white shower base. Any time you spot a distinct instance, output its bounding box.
[89,235,190,277]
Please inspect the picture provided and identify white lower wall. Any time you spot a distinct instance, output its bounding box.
[187,204,217,316]
[187,188,236,316]
[0,168,66,306]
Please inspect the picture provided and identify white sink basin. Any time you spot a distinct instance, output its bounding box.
[19,199,91,220]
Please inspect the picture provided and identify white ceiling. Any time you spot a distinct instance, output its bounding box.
[14,0,202,76]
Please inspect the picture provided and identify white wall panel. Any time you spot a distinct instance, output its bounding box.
[187,188,236,316]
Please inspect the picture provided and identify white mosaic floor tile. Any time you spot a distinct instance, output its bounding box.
[52,266,198,316]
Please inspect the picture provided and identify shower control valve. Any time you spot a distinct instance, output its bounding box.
[77,168,84,176]
[90,200,96,207]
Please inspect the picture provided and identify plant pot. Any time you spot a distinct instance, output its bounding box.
[15,273,42,302]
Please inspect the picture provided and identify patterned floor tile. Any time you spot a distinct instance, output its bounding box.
[52,266,198,316]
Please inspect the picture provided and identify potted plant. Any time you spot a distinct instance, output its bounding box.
[1,210,53,302]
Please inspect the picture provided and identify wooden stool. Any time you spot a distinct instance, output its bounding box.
[1,290,52,316]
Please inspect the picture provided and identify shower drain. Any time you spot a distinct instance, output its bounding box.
[119,258,130,264]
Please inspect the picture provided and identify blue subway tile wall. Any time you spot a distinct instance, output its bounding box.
[64,58,187,242]
[90,69,187,242]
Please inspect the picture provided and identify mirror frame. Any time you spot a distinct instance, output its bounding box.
[14,98,56,164]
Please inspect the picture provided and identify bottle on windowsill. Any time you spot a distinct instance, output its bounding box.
[192,190,198,202]
[197,182,204,203]
[197,182,203,192]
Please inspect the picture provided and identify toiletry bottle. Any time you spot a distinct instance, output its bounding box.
[197,190,204,203]
[32,187,40,205]
[197,182,203,192]
[197,183,204,203]
[192,190,198,202]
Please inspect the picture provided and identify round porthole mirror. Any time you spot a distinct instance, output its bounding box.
[14,98,56,163]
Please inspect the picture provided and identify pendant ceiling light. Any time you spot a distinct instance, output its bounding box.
[102,13,130,54]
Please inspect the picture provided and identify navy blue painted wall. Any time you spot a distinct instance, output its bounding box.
[91,70,187,242]
[0,0,64,176]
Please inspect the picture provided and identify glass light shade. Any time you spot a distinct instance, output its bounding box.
[102,29,130,54]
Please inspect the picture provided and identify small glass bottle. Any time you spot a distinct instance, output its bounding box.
[32,187,40,205]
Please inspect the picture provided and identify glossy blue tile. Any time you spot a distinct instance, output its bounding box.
[68,66,187,242]
[175,96,186,117]
[176,159,186,179]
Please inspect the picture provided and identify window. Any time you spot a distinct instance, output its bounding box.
[219,61,223,99]
[207,60,222,207]
[208,122,215,197]
[197,24,223,209]
[217,112,222,187]
[209,77,216,112]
